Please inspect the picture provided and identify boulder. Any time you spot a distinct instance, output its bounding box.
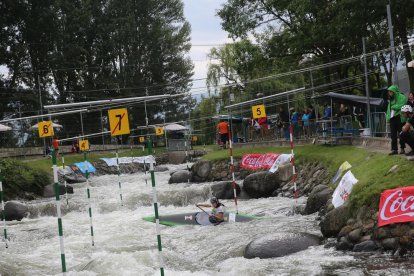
[278,163,293,182]
[168,151,187,164]
[348,228,362,243]
[304,185,331,214]
[64,174,86,183]
[336,237,353,251]
[243,171,281,198]
[320,204,350,238]
[191,160,212,181]
[382,238,399,251]
[353,240,379,252]
[168,170,191,184]
[43,183,74,198]
[211,181,241,199]
[244,232,321,259]
[154,166,169,172]
[0,201,29,221]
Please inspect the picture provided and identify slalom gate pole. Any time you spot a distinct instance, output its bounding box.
[227,116,239,214]
[115,140,123,206]
[62,153,69,206]
[84,152,95,246]
[289,125,298,198]
[52,149,67,273]
[0,169,9,248]
[147,138,165,276]
[184,138,190,183]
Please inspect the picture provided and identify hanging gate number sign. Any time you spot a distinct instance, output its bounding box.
[108,108,130,136]
[38,121,54,138]
[252,104,266,119]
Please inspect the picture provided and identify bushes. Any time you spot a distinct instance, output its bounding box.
[0,159,51,200]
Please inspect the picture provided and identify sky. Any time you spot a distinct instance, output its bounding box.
[182,0,232,98]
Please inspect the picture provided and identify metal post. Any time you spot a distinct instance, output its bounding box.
[0,169,8,248]
[227,108,239,214]
[115,140,123,206]
[387,4,398,84]
[363,37,372,131]
[62,153,69,206]
[84,152,95,246]
[38,75,46,156]
[100,110,105,147]
[52,149,67,273]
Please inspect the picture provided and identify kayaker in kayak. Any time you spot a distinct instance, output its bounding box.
[196,197,226,224]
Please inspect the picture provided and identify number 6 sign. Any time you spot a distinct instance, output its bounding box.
[252,104,266,119]
[38,121,54,138]
[108,108,130,136]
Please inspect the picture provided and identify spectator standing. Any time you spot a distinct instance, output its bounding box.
[279,107,290,140]
[322,104,332,119]
[399,105,414,156]
[407,92,414,109]
[302,108,310,138]
[386,85,407,155]
[217,119,230,149]
[352,106,366,128]
[258,116,268,139]
[290,107,299,138]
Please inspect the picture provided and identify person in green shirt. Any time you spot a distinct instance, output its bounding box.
[386,85,407,155]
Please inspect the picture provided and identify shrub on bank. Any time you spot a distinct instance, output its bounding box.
[0,159,51,200]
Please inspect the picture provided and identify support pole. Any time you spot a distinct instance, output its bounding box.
[52,149,67,273]
[0,169,9,248]
[84,152,95,246]
[62,153,69,206]
[227,109,239,214]
[148,138,165,276]
[387,4,398,84]
[289,126,298,198]
[115,140,123,206]
[363,37,372,131]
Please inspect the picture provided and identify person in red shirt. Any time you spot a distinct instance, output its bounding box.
[52,136,60,156]
[258,116,268,139]
[217,120,229,149]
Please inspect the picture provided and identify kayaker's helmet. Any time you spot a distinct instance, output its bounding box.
[210,197,219,205]
[401,105,413,113]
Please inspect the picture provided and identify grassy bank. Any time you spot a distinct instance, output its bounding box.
[203,145,414,211]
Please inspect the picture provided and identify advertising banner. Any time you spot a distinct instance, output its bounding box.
[269,154,292,173]
[332,170,358,208]
[378,186,414,227]
[240,153,280,169]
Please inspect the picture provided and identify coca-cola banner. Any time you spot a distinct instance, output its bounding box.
[378,186,414,227]
[240,153,280,169]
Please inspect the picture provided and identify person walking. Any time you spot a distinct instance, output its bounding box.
[216,119,229,149]
[386,85,407,155]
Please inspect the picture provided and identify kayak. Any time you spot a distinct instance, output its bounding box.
[143,212,256,226]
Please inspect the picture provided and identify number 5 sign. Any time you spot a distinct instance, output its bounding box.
[252,104,266,119]
[108,108,130,136]
[38,121,54,138]
[155,127,164,136]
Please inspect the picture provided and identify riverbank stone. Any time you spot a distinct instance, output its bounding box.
[353,240,379,252]
[320,204,350,238]
[244,232,321,259]
[0,201,29,221]
[43,184,74,197]
[211,181,241,199]
[243,171,281,198]
[168,170,191,184]
[191,160,212,182]
[304,185,331,214]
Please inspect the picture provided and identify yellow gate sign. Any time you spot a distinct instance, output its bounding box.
[38,121,54,138]
[108,108,130,136]
[139,136,145,143]
[252,104,266,119]
[155,127,164,136]
[79,140,89,151]
[192,136,198,142]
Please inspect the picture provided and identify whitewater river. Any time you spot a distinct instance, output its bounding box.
[1,163,413,275]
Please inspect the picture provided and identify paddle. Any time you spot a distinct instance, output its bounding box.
[196,205,211,216]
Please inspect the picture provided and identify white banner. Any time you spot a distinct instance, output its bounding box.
[331,161,352,183]
[332,170,358,208]
[100,155,156,167]
[269,154,292,173]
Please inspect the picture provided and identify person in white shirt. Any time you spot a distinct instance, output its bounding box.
[196,197,226,224]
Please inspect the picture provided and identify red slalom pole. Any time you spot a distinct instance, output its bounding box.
[289,125,298,198]
[227,124,239,214]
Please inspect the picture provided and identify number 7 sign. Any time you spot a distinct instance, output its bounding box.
[108,108,130,136]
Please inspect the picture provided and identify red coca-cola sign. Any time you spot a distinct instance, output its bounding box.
[240,153,280,169]
[378,186,414,227]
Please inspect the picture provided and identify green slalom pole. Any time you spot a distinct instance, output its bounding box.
[115,141,123,206]
[52,149,67,273]
[0,169,9,248]
[84,152,95,246]
[62,153,69,206]
[147,137,164,276]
